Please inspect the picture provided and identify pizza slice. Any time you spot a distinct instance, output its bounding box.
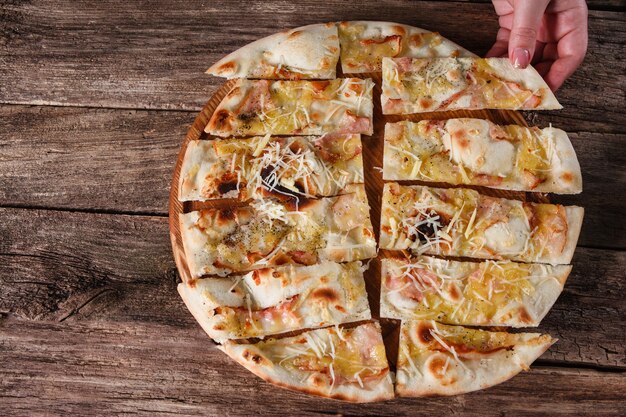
[396,320,555,396]
[206,78,374,137]
[381,256,570,326]
[180,185,376,277]
[381,57,561,114]
[379,183,583,264]
[219,322,394,402]
[207,23,340,80]
[178,134,363,202]
[178,261,371,342]
[338,21,475,73]
[383,119,582,194]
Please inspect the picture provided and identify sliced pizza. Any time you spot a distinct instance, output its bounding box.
[219,322,394,402]
[180,185,376,277]
[379,183,583,264]
[381,256,570,326]
[178,134,363,202]
[338,21,474,73]
[178,261,371,343]
[207,23,340,80]
[381,57,561,114]
[396,320,555,396]
[206,78,374,137]
[383,119,582,194]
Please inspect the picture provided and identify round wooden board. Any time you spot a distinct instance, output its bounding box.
[168,73,551,387]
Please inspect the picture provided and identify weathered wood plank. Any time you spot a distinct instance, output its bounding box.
[0,105,191,214]
[0,208,624,368]
[1,317,625,417]
[2,105,624,248]
[1,1,624,133]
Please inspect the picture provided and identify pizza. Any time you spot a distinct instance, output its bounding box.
[171,21,585,402]
[337,21,474,73]
[205,78,374,137]
[396,320,554,396]
[383,119,582,194]
[180,185,376,278]
[219,322,394,402]
[381,256,571,326]
[381,57,561,114]
[178,261,371,342]
[207,23,340,80]
[379,183,583,264]
[178,134,363,202]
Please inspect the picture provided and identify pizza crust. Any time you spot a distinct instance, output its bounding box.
[178,135,364,202]
[381,57,562,114]
[338,21,475,73]
[178,261,371,342]
[205,78,374,137]
[219,323,395,402]
[207,23,340,79]
[382,119,583,194]
[380,256,571,327]
[395,320,555,396]
[379,183,583,265]
[180,185,377,278]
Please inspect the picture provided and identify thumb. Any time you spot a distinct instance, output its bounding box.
[509,0,550,68]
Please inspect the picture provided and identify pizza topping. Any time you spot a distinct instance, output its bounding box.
[381,256,570,326]
[382,57,561,114]
[338,21,473,73]
[380,183,581,264]
[383,118,582,194]
[206,78,374,137]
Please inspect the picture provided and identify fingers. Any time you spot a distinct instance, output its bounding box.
[544,30,588,90]
[509,0,551,68]
[486,27,510,57]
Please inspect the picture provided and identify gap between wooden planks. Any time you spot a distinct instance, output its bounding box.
[0,208,624,370]
[0,2,624,134]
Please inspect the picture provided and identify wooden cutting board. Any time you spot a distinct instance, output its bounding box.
[168,73,550,371]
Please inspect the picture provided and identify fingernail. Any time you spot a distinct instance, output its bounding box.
[512,48,530,69]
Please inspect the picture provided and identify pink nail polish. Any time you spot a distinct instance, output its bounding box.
[512,48,530,69]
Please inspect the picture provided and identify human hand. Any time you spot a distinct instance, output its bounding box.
[486,0,588,91]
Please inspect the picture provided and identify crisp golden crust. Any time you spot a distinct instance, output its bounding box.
[338,21,474,73]
[383,119,582,194]
[396,320,555,396]
[219,322,394,402]
[178,261,371,342]
[379,183,583,264]
[381,256,571,327]
[180,185,376,278]
[178,134,364,202]
[381,57,561,114]
[205,78,374,137]
[207,23,340,80]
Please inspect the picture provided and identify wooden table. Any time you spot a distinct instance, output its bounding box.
[1,1,624,415]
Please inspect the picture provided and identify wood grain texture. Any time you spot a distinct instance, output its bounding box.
[1,317,625,417]
[0,208,623,369]
[1,1,624,133]
[1,110,625,249]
